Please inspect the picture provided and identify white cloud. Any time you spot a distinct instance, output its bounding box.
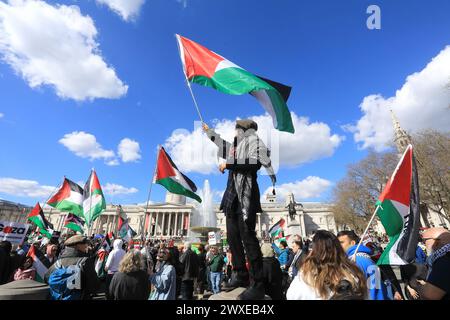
[106,159,120,166]
[59,131,115,162]
[96,0,145,21]
[103,183,138,196]
[118,138,141,163]
[0,177,55,198]
[0,0,128,101]
[349,46,450,151]
[263,176,332,202]
[164,112,343,174]
[0,112,3,118]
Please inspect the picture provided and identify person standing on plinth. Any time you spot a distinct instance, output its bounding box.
[203,119,276,300]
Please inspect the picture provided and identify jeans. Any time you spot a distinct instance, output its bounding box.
[210,272,222,294]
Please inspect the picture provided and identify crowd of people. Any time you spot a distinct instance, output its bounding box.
[0,226,449,300]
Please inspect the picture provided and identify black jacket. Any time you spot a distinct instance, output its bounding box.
[0,246,12,285]
[108,270,150,300]
[44,246,99,300]
[262,257,283,300]
[179,249,199,281]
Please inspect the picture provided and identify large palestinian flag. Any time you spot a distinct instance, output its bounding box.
[154,146,202,203]
[47,178,84,218]
[376,145,420,265]
[83,170,106,227]
[64,213,85,234]
[27,245,51,283]
[176,34,295,133]
[27,203,53,239]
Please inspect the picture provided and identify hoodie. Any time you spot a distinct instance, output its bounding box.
[105,239,126,274]
[347,244,387,300]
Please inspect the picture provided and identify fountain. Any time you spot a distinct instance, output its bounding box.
[188,180,221,244]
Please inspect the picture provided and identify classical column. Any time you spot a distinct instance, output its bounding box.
[257,213,262,238]
[186,212,190,234]
[161,213,167,236]
[154,212,160,236]
[169,212,174,236]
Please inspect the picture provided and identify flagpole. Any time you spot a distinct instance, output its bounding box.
[40,177,64,212]
[144,145,160,240]
[352,205,381,261]
[175,34,205,123]
[87,168,94,236]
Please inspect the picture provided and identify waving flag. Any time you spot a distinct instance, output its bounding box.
[154,146,202,203]
[47,178,84,218]
[83,169,106,227]
[268,218,285,238]
[376,145,421,265]
[27,203,53,239]
[27,245,51,283]
[176,34,294,133]
[64,213,85,234]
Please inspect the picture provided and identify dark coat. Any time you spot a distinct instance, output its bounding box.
[44,246,99,300]
[179,249,199,281]
[262,257,283,300]
[108,270,150,300]
[0,245,12,285]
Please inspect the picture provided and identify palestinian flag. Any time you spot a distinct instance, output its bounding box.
[376,145,420,265]
[83,170,106,227]
[47,178,84,218]
[176,34,295,133]
[64,213,85,234]
[27,203,53,239]
[268,218,285,238]
[154,146,202,203]
[27,245,51,283]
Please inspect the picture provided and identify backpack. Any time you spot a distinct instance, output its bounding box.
[48,257,87,300]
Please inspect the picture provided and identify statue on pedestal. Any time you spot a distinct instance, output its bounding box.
[286,193,297,221]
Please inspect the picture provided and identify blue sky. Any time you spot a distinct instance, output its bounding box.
[0,0,449,206]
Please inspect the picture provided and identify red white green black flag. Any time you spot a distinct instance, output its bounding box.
[176,34,295,133]
[154,146,202,203]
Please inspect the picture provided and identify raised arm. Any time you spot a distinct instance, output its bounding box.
[202,123,231,160]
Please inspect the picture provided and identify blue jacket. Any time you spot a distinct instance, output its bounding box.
[272,243,289,268]
[415,246,427,264]
[347,244,387,300]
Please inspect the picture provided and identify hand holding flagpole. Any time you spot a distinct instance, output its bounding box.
[352,205,382,262]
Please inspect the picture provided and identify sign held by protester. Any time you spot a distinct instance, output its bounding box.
[0,220,30,244]
[208,231,220,245]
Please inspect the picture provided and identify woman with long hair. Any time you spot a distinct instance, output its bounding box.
[108,250,150,300]
[286,230,367,300]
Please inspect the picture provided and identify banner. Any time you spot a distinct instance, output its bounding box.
[0,221,30,244]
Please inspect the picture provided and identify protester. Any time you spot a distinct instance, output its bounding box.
[261,243,283,300]
[287,230,367,300]
[337,230,387,300]
[13,255,36,281]
[196,244,207,295]
[203,120,275,299]
[104,239,126,299]
[149,248,177,300]
[0,241,13,285]
[207,246,225,294]
[45,244,58,265]
[179,241,199,300]
[272,241,289,270]
[417,228,450,300]
[45,235,99,300]
[288,240,307,280]
[108,250,150,300]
